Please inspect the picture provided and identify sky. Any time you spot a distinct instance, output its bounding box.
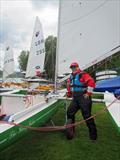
[0,0,59,71]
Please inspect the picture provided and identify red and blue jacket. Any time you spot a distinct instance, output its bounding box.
[67,69,95,96]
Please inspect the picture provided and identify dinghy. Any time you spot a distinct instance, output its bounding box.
[1,44,25,90]
[0,44,15,91]
[0,17,63,151]
[94,76,120,131]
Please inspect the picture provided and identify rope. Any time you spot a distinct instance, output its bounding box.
[0,96,119,132]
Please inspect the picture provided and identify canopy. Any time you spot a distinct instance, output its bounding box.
[94,76,120,93]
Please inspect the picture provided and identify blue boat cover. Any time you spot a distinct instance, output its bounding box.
[114,89,120,95]
[94,76,120,93]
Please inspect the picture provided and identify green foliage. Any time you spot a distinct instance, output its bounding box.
[92,93,104,99]
[85,51,120,79]
[44,36,57,80]
[95,51,120,74]
[107,51,120,74]
[18,51,29,71]
[0,70,3,77]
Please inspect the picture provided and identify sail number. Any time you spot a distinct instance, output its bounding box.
[36,49,45,55]
[35,39,44,46]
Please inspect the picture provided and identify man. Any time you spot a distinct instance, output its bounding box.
[66,62,97,140]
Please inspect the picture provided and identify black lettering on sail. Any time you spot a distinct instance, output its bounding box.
[35,66,40,69]
[36,49,45,55]
[35,31,39,37]
[35,39,44,47]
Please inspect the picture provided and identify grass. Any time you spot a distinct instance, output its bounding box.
[0,101,120,160]
[92,93,104,99]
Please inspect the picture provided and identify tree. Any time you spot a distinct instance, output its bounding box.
[0,70,2,77]
[18,50,29,71]
[44,36,57,80]
[85,51,120,80]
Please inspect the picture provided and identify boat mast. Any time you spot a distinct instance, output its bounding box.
[54,0,61,92]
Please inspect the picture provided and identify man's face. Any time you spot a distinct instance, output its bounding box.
[71,66,77,72]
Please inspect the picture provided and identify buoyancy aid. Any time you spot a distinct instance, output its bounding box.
[70,72,87,92]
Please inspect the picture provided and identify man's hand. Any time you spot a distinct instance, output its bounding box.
[84,94,89,99]
[66,92,72,98]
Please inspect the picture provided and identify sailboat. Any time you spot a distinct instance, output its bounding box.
[3,45,14,81]
[0,17,64,151]
[56,0,120,132]
[26,17,45,79]
[1,44,25,90]
[25,16,52,91]
[0,44,15,92]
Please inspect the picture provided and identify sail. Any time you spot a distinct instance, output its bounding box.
[3,45,14,80]
[26,17,45,78]
[57,0,120,76]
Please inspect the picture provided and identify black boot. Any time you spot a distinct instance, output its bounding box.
[89,129,97,140]
[65,119,75,140]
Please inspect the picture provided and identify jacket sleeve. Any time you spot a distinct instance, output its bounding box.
[82,73,95,96]
[66,78,72,97]
[67,78,71,92]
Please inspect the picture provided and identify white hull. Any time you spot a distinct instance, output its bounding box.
[0,89,65,133]
[104,91,120,131]
[96,75,117,81]
[96,70,117,77]
[0,95,57,133]
[0,89,63,150]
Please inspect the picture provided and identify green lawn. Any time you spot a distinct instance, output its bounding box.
[92,93,104,99]
[0,101,120,160]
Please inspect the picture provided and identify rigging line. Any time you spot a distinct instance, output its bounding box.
[62,0,108,26]
[51,37,53,71]
[0,96,119,131]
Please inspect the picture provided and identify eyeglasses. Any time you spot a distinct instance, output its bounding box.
[70,66,76,69]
